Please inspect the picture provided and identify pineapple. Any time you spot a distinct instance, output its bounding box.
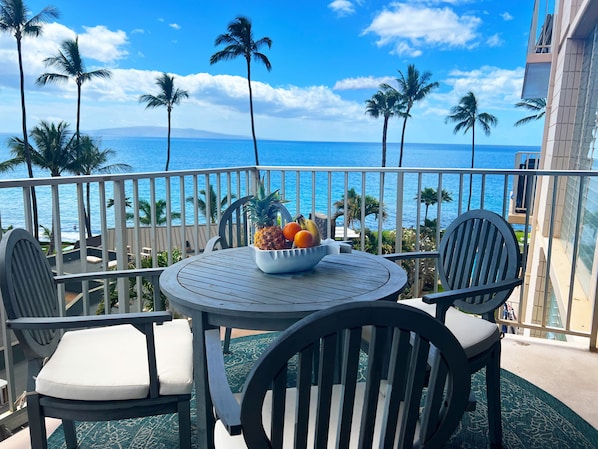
[245,181,287,250]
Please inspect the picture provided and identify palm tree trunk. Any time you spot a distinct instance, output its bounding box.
[85,183,92,238]
[166,107,171,171]
[468,124,475,210]
[246,59,260,166]
[398,111,409,168]
[16,34,39,239]
[382,116,389,167]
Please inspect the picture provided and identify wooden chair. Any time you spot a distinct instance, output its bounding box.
[204,195,292,353]
[206,300,471,449]
[383,209,522,449]
[0,228,193,449]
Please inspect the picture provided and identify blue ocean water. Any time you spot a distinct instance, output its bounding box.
[0,135,540,235]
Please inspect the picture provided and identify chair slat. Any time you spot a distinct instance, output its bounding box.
[294,344,314,449]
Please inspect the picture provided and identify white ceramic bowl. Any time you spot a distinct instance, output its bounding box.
[249,244,328,274]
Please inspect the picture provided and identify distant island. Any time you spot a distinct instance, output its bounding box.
[86,126,249,140]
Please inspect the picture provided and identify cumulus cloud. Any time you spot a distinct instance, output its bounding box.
[363,3,481,56]
[501,12,514,21]
[441,66,524,109]
[333,76,395,90]
[169,23,181,30]
[79,25,129,63]
[328,0,356,16]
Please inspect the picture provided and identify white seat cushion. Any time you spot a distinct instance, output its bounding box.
[400,299,500,359]
[215,383,392,449]
[35,319,193,401]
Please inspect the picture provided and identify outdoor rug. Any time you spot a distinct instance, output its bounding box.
[47,332,598,449]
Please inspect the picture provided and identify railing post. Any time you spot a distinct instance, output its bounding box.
[113,179,130,314]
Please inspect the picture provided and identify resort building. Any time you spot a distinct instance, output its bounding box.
[522,0,598,348]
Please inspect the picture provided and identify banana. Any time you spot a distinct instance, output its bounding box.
[296,215,321,246]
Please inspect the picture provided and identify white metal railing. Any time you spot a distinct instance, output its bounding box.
[0,165,597,418]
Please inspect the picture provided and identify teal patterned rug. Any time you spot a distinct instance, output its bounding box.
[47,333,598,449]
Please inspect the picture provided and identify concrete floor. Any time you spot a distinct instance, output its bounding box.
[0,333,596,448]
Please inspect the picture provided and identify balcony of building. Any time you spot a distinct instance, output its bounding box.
[0,164,596,446]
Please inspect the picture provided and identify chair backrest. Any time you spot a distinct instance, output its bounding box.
[240,301,470,449]
[0,228,60,360]
[218,195,293,249]
[438,209,522,319]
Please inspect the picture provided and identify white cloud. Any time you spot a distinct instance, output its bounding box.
[441,66,524,109]
[79,25,129,63]
[169,23,181,30]
[328,0,356,16]
[333,76,395,90]
[486,33,503,47]
[501,12,514,21]
[363,4,481,56]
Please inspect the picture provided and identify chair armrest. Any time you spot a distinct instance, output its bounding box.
[422,278,523,322]
[383,251,439,262]
[55,267,164,284]
[204,236,223,253]
[6,311,172,331]
[205,328,242,435]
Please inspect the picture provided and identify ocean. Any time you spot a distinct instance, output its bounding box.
[0,136,540,236]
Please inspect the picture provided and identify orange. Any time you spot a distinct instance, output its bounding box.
[294,230,315,248]
[283,222,302,241]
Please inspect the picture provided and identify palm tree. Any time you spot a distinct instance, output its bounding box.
[365,87,403,167]
[514,98,546,127]
[75,135,132,237]
[210,16,272,166]
[445,91,498,210]
[416,187,453,222]
[128,199,181,226]
[333,188,387,230]
[36,36,112,146]
[6,120,76,177]
[139,73,189,171]
[382,64,439,167]
[186,185,235,224]
[0,0,59,239]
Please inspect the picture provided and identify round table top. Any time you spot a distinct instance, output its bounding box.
[160,247,407,330]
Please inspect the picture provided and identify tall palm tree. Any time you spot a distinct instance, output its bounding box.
[445,91,498,210]
[186,185,235,224]
[36,36,112,146]
[210,16,272,166]
[514,98,546,127]
[382,64,439,167]
[139,73,189,171]
[0,0,59,239]
[75,135,132,237]
[365,87,403,167]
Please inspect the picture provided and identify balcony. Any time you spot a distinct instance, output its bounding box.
[522,0,554,99]
[0,164,597,444]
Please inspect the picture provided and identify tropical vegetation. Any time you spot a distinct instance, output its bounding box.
[210,15,272,166]
[333,187,387,230]
[127,199,181,226]
[445,91,498,209]
[514,98,546,127]
[139,73,189,171]
[0,0,60,239]
[416,187,453,223]
[185,184,235,223]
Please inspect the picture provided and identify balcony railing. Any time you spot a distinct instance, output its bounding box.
[0,165,597,423]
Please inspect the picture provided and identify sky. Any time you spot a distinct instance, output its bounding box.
[0,0,545,147]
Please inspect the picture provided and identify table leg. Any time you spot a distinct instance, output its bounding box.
[192,311,216,449]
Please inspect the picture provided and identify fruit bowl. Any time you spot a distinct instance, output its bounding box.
[249,244,328,274]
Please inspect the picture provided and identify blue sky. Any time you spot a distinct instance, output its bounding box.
[0,0,544,146]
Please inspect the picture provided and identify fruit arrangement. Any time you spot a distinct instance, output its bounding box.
[245,181,321,250]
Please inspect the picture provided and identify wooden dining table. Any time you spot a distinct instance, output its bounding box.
[159,246,407,449]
